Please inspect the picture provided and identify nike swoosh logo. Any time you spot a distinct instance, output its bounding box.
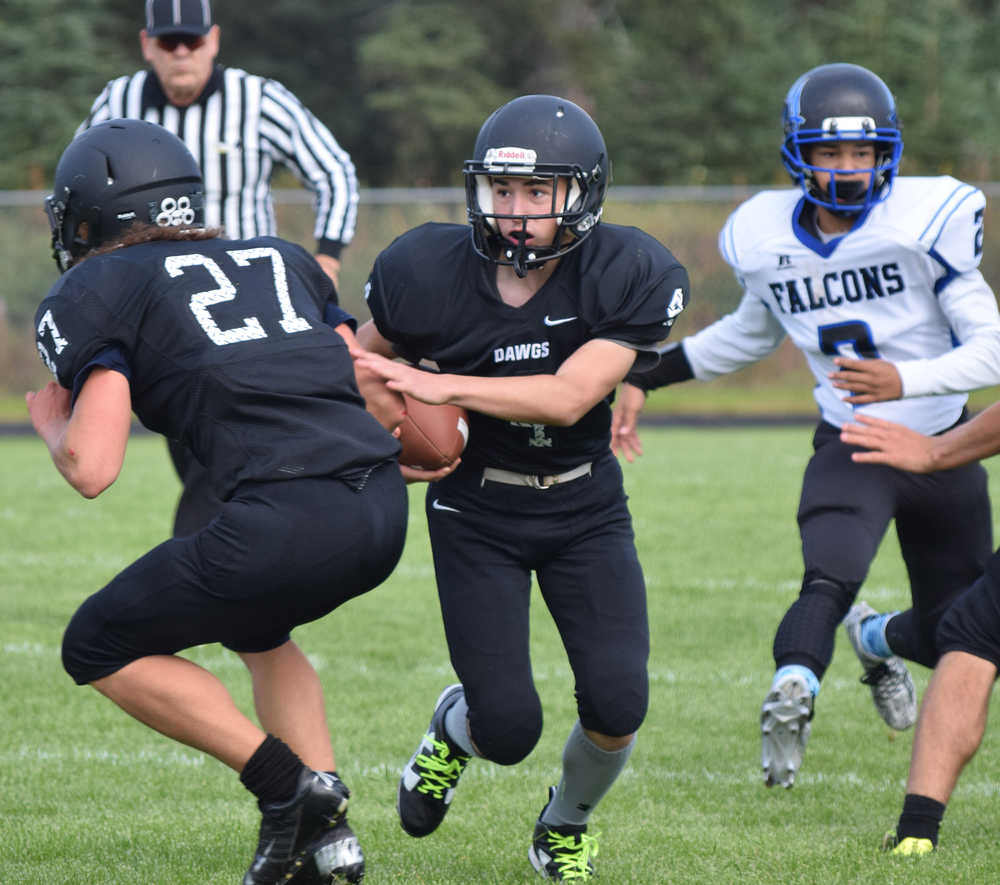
[543,315,578,327]
[432,499,461,512]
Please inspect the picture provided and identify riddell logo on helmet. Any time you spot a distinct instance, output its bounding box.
[484,147,537,172]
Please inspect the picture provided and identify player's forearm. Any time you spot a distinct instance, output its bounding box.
[354,321,392,357]
[442,339,632,425]
[51,371,130,497]
[35,415,75,480]
[25,384,98,496]
[926,400,1000,469]
[43,420,117,498]
[355,364,407,431]
[313,253,341,286]
[442,372,597,426]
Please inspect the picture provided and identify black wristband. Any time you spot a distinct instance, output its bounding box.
[625,342,694,392]
[317,238,345,260]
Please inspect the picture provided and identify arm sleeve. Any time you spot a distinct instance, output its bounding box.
[896,186,1000,395]
[71,346,132,405]
[896,268,1000,396]
[259,80,360,251]
[681,291,787,380]
[323,303,357,332]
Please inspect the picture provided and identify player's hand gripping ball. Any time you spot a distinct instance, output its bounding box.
[397,394,469,470]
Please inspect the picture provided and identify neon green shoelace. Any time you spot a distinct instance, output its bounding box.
[413,736,468,799]
[547,830,600,880]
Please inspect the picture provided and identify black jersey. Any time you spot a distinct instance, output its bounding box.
[366,222,689,473]
[36,235,398,499]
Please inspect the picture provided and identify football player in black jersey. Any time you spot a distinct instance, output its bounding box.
[841,410,1000,854]
[353,94,690,880]
[26,120,408,885]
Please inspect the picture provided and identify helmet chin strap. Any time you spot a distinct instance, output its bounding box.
[805,170,873,215]
[831,177,869,205]
[505,242,537,278]
[502,226,542,278]
[489,213,578,277]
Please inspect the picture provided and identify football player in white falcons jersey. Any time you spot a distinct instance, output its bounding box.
[612,62,1000,790]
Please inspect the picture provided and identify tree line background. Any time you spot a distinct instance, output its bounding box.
[5,0,1000,189]
[4,0,1000,400]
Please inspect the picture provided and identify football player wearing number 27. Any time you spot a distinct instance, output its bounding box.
[27,120,410,884]
[612,63,1000,791]
[353,95,689,880]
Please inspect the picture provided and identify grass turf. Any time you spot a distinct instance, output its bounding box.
[3,429,1000,883]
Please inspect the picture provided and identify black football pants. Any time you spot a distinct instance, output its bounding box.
[62,465,408,684]
[937,547,1000,668]
[424,451,649,765]
[774,420,992,677]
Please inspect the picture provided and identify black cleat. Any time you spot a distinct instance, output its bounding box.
[528,788,599,880]
[295,818,365,883]
[243,770,354,885]
[397,684,471,837]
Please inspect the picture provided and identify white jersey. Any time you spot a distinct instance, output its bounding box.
[685,177,1000,433]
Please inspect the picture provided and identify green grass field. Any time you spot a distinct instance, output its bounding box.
[3,429,1000,884]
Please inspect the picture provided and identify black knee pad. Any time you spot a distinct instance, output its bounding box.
[579,673,648,737]
[772,573,859,676]
[61,597,102,685]
[469,697,543,766]
[61,593,130,685]
[800,572,858,616]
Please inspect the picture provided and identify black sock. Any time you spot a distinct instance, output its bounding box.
[897,793,945,846]
[239,734,307,807]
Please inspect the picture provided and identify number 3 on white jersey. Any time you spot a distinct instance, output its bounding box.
[165,247,312,346]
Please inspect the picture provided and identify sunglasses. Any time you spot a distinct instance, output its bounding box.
[156,34,206,52]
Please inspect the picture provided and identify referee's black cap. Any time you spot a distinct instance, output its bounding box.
[145,0,213,37]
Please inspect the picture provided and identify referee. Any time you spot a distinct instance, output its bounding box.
[77,0,361,534]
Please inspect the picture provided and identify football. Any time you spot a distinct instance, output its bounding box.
[397,394,469,470]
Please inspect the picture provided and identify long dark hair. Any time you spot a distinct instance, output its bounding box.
[75,223,223,265]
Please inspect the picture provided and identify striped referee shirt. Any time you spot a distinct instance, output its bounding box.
[77,65,359,257]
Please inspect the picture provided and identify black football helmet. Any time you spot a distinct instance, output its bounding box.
[464,94,609,277]
[45,119,204,272]
[781,63,903,214]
